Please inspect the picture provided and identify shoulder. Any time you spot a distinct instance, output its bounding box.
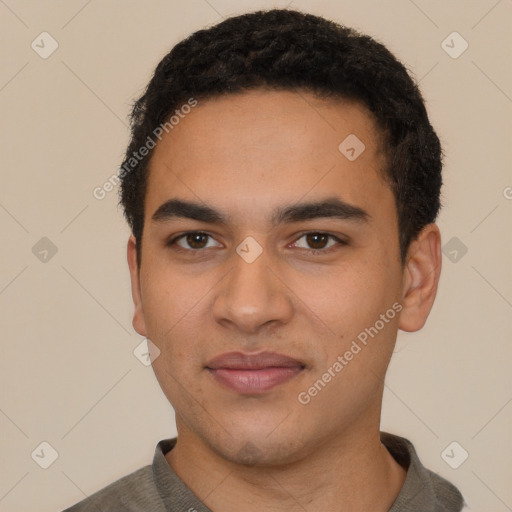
[428,469,465,511]
[61,464,166,511]
[428,470,466,512]
[381,432,465,512]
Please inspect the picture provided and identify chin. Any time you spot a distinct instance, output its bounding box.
[224,440,301,467]
[205,423,310,468]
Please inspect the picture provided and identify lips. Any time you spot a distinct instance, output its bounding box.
[206,351,305,394]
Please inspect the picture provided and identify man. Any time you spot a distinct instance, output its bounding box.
[64,8,465,511]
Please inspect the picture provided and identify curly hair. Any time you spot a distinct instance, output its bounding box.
[119,8,442,266]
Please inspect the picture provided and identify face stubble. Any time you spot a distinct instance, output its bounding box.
[129,89,407,471]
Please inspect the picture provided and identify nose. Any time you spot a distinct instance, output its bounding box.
[212,247,294,335]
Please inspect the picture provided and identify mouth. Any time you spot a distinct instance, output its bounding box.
[206,351,306,394]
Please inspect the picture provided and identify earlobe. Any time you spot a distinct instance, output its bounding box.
[127,235,147,336]
[398,224,442,332]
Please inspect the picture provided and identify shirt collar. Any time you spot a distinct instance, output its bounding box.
[151,433,463,511]
[382,432,463,512]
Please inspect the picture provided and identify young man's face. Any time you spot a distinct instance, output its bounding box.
[127,89,439,465]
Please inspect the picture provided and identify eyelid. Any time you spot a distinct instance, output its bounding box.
[166,230,348,253]
[167,231,222,250]
[290,232,347,250]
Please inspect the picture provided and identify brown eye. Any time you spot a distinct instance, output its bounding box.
[292,232,346,253]
[305,233,329,249]
[167,232,221,251]
[184,233,209,249]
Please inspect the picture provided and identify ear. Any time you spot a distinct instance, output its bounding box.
[398,223,442,332]
[127,234,147,337]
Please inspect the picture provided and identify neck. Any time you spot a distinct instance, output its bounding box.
[166,421,407,512]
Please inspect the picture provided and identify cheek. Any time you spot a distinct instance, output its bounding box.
[148,309,207,410]
[299,260,399,329]
[313,269,402,379]
[139,261,212,362]
[140,260,206,337]
[151,352,212,424]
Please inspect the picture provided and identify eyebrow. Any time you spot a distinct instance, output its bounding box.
[151,197,369,226]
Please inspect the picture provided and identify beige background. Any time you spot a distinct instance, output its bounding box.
[1,1,511,511]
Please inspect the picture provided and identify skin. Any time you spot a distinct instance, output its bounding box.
[127,89,442,511]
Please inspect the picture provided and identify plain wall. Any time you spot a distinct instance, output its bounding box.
[0,1,511,511]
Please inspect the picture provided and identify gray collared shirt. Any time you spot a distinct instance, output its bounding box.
[62,432,465,511]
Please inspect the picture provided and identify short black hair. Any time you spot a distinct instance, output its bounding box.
[119,8,442,266]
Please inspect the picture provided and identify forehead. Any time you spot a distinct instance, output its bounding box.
[145,89,392,226]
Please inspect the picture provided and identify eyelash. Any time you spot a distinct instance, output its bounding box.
[166,231,347,255]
